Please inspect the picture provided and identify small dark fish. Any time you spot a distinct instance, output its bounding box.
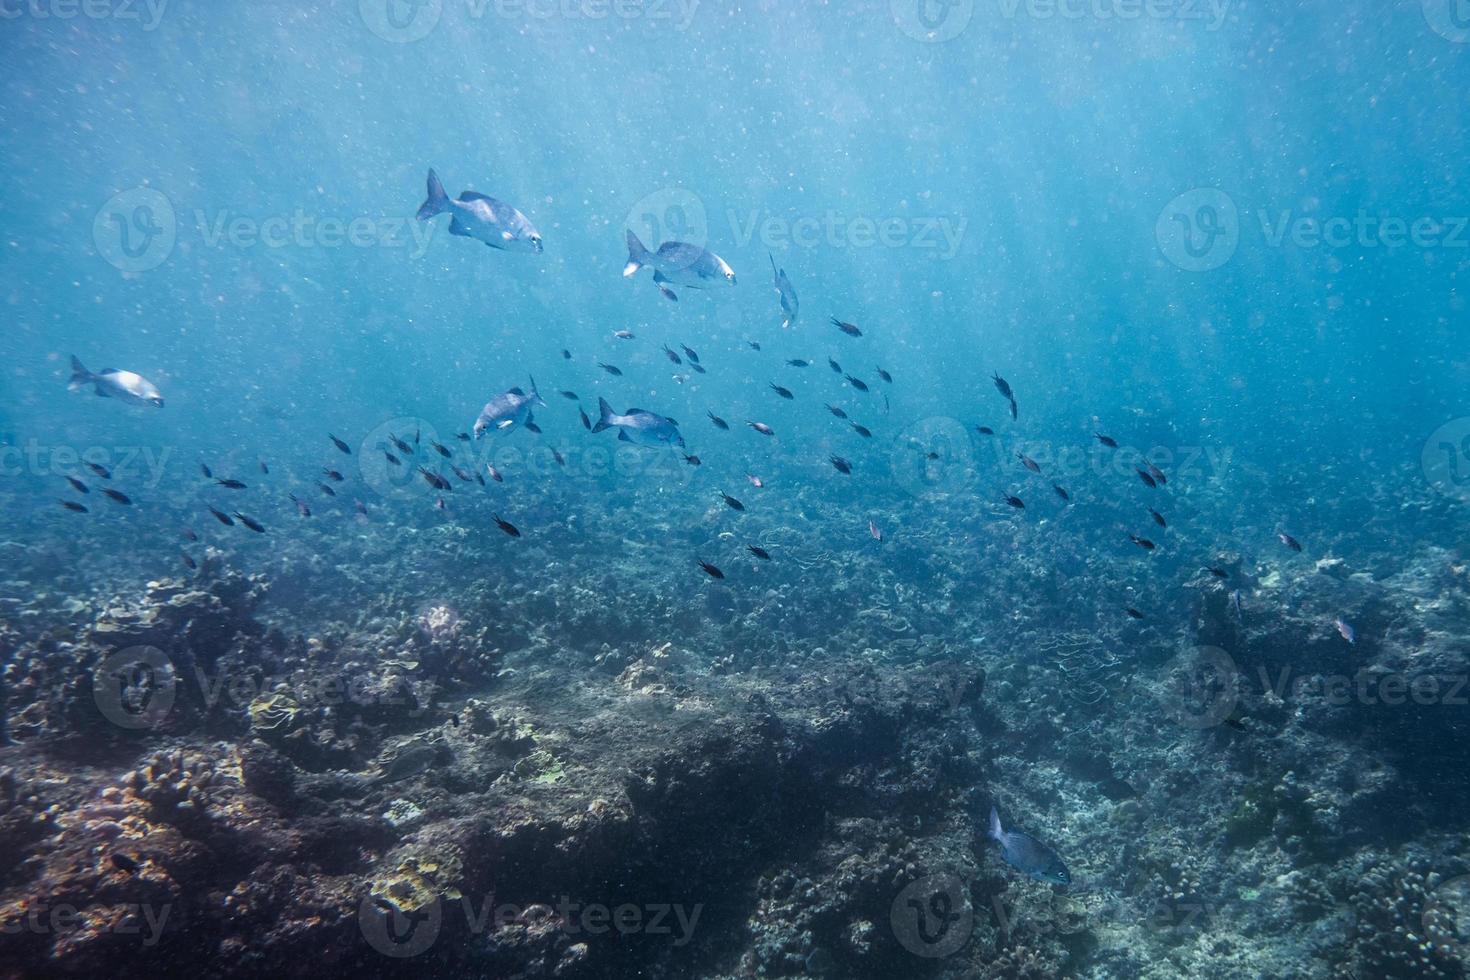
[1229,589,1244,620]
[1146,462,1167,485]
[614,329,635,340]
[561,349,572,360]
[877,366,892,383]
[989,808,1070,885]
[720,491,745,511]
[698,559,725,580]
[181,552,197,571]
[1096,434,1118,448]
[787,359,809,368]
[746,473,764,488]
[976,425,994,436]
[1209,567,1229,578]
[419,467,450,491]
[181,527,198,542]
[683,453,702,466]
[580,407,592,430]
[431,441,452,458]
[456,432,471,442]
[215,478,247,489]
[850,422,872,439]
[87,462,111,479]
[355,499,368,516]
[663,345,683,365]
[550,450,566,468]
[494,514,521,537]
[826,404,848,419]
[200,462,213,479]
[322,469,345,482]
[708,412,730,430]
[926,452,940,461]
[66,476,88,494]
[748,545,772,560]
[1053,484,1070,502]
[1279,532,1303,552]
[831,317,862,337]
[435,496,447,511]
[830,455,852,474]
[1008,397,1018,420]
[748,421,775,436]
[1222,717,1248,733]
[869,520,883,542]
[524,420,542,434]
[384,450,401,466]
[110,852,139,874]
[289,493,311,517]
[208,507,235,526]
[845,374,869,392]
[414,428,420,447]
[681,344,700,363]
[60,500,88,513]
[770,383,794,400]
[598,363,623,377]
[828,357,842,373]
[318,482,337,497]
[748,341,762,351]
[1129,534,1156,551]
[1335,618,1356,645]
[475,471,485,486]
[1136,469,1158,489]
[234,512,265,533]
[487,464,504,483]
[690,363,707,375]
[259,460,269,474]
[1126,608,1145,620]
[560,390,580,401]
[1018,453,1041,474]
[1003,494,1025,510]
[991,372,1013,400]
[452,464,474,481]
[102,488,132,505]
[391,435,413,455]
[1149,509,1167,528]
[330,434,353,455]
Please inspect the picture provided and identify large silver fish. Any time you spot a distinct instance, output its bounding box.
[416,169,543,253]
[67,355,163,407]
[623,230,735,302]
[473,378,546,439]
[989,807,1070,885]
[769,253,798,329]
[592,398,684,447]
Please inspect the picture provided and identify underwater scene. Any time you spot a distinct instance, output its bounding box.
[3,1,1470,977]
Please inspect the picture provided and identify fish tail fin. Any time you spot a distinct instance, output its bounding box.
[67,355,93,391]
[529,374,546,406]
[592,397,615,433]
[416,169,451,221]
[989,806,1003,843]
[623,230,651,277]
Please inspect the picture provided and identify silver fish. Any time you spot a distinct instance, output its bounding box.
[473,377,546,439]
[592,397,684,448]
[67,355,163,407]
[769,253,798,329]
[989,807,1070,885]
[416,169,542,253]
[623,230,735,302]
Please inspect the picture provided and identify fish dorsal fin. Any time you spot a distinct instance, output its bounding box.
[448,216,473,237]
[625,407,649,416]
[508,387,525,396]
[457,191,493,203]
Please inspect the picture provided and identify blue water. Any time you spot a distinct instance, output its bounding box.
[3,2,1470,975]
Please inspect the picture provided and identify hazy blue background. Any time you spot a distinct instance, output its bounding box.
[2,0,1468,556]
